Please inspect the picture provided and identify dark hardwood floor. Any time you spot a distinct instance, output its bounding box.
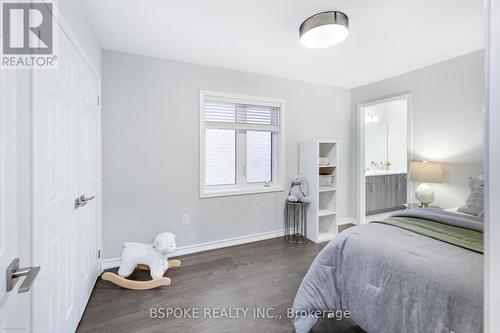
[78,224,363,333]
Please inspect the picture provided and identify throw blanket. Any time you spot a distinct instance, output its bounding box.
[374,212,483,253]
[292,209,483,333]
[391,208,484,232]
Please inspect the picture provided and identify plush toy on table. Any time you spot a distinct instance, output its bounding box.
[102,232,182,290]
[288,175,311,203]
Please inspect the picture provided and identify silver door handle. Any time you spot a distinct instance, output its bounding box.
[75,197,88,209]
[6,258,40,293]
[80,195,95,202]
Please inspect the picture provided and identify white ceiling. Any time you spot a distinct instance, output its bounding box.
[82,0,484,88]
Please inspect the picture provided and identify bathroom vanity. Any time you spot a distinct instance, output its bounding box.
[365,171,407,215]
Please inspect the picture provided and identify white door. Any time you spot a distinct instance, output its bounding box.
[0,68,30,330]
[32,24,100,332]
[76,57,100,318]
[32,27,80,333]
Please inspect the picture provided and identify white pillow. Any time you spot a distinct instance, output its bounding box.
[458,177,484,217]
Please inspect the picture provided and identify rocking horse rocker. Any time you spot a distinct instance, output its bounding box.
[102,232,181,290]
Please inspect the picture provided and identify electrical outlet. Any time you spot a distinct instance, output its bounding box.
[182,214,190,225]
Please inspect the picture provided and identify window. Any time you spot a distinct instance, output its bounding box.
[205,129,236,186]
[200,91,285,198]
[246,131,272,183]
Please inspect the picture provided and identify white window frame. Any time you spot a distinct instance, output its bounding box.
[199,90,285,198]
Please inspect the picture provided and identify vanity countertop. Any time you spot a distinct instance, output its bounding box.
[365,170,407,176]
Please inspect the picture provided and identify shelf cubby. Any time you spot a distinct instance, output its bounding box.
[299,140,339,243]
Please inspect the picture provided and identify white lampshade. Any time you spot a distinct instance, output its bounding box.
[299,11,349,49]
[409,161,444,183]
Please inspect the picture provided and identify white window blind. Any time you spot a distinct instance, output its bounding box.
[200,91,284,198]
[205,101,280,131]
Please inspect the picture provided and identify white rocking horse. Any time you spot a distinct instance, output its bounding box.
[102,232,181,290]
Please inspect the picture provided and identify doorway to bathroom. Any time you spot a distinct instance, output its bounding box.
[357,95,411,224]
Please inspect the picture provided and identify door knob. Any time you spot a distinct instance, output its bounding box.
[6,258,40,293]
[75,197,88,209]
[80,195,95,202]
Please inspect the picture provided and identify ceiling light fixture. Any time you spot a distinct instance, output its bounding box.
[299,11,349,49]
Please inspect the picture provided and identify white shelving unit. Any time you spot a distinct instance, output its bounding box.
[300,141,338,243]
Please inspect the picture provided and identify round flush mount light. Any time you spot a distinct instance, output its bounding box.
[299,11,349,48]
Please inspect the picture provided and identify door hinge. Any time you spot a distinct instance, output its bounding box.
[97,250,101,259]
[97,96,100,106]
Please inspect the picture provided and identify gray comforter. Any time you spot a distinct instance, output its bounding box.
[292,209,483,333]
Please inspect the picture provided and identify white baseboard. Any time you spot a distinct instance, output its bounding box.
[101,229,284,270]
[338,217,358,226]
[101,258,121,271]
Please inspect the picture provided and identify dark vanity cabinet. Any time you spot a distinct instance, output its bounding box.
[366,174,407,215]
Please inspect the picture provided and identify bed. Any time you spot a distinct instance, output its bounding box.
[292,208,483,333]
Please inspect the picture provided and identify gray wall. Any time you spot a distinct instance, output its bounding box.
[351,50,485,215]
[102,51,352,259]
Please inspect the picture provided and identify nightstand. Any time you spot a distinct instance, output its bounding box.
[405,203,442,210]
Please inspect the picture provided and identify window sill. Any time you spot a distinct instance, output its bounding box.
[200,186,285,199]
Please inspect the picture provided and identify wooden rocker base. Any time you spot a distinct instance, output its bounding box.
[136,259,182,271]
[102,260,182,290]
[102,272,171,290]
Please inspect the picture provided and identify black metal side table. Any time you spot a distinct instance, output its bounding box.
[285,201,309,244]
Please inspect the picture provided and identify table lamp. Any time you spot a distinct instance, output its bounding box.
[409,161,444,207]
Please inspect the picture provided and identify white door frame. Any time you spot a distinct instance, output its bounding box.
[485,0,499,331]
[356,94,412,224]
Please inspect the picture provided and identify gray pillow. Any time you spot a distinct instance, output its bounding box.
[458,177,484,217]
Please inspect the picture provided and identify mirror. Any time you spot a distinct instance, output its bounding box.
[364,99,408,173]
